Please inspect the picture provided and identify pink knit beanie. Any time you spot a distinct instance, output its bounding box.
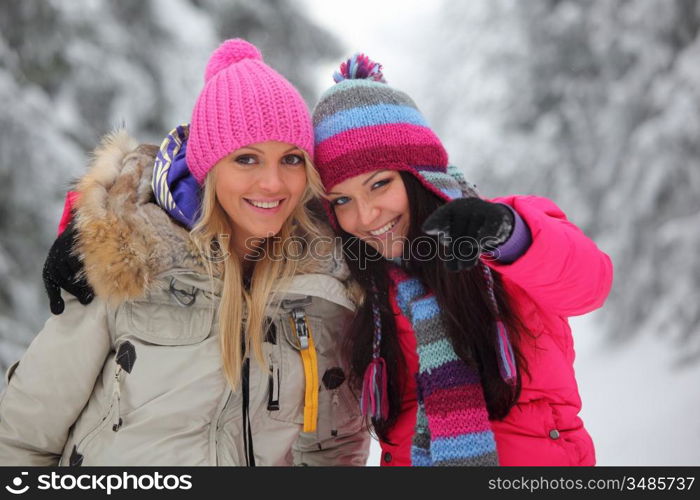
[186,39,314,184]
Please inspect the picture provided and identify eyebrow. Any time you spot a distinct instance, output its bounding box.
[238,145,301,154]
[327,170,389,196]
[363,170,388,186]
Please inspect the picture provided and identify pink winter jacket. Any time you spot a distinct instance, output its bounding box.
[380,195,613,466]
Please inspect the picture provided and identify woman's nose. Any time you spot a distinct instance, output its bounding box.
[357,201,379,228]
[257,164,283,192]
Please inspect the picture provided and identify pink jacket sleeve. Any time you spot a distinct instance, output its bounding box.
[485,195,613,317]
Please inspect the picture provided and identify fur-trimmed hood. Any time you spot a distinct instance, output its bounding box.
[74,130,355,306]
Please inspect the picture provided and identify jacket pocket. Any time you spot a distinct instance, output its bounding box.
[59,365,121,466]
[493,398,583,465]
[266,297,358,435]
[120,289,214,346]
[107,281,218,422]
[316,369,362,439]
[267,312,306,425]
[62,398,118,466]
[492,398,557,445]
[309,316,361,438]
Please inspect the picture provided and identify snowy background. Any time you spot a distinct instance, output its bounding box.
[1,0,698,465]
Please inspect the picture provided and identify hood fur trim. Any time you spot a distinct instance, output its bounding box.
[74,130,207,304]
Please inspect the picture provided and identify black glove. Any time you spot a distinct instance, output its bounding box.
[422,197,514,272]
[42,220,94,314]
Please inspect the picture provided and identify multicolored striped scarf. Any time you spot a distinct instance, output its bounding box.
[388,264,516,466]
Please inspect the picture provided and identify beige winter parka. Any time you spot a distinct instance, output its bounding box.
[0,132,369,466]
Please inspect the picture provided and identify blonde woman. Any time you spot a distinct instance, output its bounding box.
[0,39,368,466]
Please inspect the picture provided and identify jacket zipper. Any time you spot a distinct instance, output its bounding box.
[267,357,280,411]
[242,357,256,466]
[68,365,123,464]
[289,307,319,433]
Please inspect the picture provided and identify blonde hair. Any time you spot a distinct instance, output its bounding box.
[190,152,324,388]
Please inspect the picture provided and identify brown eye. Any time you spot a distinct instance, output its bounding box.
[235,154,257,165]
[282,154,304,166]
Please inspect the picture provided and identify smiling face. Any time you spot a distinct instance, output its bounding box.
[328,169,410,259]
[212,141,307,255]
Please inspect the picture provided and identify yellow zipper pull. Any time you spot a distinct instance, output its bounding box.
[290,308,318,433]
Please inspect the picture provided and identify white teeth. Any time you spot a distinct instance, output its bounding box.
[248,199,281,209]
[369,217,398,236]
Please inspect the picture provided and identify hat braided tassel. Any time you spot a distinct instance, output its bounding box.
[360,284,389,420]
[482,263,517,385]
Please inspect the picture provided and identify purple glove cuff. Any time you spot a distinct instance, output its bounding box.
[494,204,532,264]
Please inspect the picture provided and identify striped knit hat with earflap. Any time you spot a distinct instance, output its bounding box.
[312,54,517,466]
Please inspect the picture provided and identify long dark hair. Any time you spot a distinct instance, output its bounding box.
[340,171,529,442]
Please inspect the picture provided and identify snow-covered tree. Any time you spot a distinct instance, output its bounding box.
[0,0,340,376]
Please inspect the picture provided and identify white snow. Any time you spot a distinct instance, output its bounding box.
[574,314,700,465]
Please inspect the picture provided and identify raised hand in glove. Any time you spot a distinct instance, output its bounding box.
[422,197,514,272]
[42,219,94,314]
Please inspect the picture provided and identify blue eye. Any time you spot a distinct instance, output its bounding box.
[371,178,391,190]
[282,154,305,166]
[331,197,350,207]
[235,154,257,165]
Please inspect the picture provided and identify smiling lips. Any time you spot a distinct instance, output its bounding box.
[244,198,285,214]
[368,215,401,237]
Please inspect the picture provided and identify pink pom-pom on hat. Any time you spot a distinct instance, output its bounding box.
[186,38,314,184]
[204,39,263,82]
